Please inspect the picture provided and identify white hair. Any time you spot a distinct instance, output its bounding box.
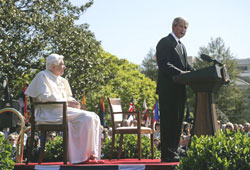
[172,17,189,27]
[46,54,64,70]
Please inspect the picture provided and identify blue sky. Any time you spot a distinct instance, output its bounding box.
[71,0,250,65]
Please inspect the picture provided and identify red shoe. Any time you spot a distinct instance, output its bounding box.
[84,159,98,164]
[88,156,104,164]
[97,160,105,164]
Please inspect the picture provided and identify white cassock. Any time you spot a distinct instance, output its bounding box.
[25,70,101,164]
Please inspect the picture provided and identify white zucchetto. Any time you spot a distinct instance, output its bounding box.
[46,54,64,70]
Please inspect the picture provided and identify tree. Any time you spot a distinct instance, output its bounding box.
[140,48,158,81]
[139,38,248,123]
[194,37,248,123]
[0,0,106,101]
[0,1,159,128]
[84,50,158,127]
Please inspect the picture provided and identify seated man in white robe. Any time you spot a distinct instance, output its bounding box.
[25,54,103,164]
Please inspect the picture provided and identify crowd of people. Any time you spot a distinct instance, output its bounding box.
[0,121,57,162]
[219,121,250,135]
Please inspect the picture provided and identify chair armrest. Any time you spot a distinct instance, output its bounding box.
[113,111,142,129]
[113,111,139,115]
[33,101,67,105]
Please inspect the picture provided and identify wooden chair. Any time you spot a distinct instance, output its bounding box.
[26,98,68,164]
[108,98,154,160]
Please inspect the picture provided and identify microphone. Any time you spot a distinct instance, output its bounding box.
[200,54,223,66]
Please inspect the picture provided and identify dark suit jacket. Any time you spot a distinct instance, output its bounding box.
[156,33,192,97]
[156,33,193,154]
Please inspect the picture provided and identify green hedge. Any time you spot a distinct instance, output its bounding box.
[43,136,64,162]
[177,130,250,170]
[0,134,15,170]
[43,134,160,162]
[101,134,161,159]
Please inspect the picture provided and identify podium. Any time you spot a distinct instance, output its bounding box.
[174,65,229,136]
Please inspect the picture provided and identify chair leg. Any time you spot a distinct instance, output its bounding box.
[151,133,154,159]
[138,133,142,160]
[118,134,124,159]
[110,132,115,160]
[26,129,35,165]
[38,131,46,164]
[63,129,68,164]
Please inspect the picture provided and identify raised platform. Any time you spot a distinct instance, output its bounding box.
[14,159,178,170]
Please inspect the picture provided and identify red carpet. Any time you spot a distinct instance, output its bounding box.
[14,159,179,170]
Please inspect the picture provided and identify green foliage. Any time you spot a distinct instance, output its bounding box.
[43,136,64,162]
[83,50,158,127]
[0,0,105,100]
[41,134,161,161]
[193,37,248,123]
[216,109,230,124]
[140,48,158,81]
[216,85,248,123]
[101,134,161,159]
[140,38,249,123]
[0,1,157,128]
[0,135,15,170]
[176,130,250,170]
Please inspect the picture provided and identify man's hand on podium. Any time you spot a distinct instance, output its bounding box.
[180,71,190,74]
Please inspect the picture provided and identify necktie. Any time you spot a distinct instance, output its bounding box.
[178,40,183,55]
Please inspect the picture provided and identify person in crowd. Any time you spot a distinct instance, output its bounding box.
[243,122,250,133]
[217,120,221,129]
[156,17,192,162]
[2,127,9,139]
[7,134,17,147]
[154,138,161,150]
[154,122,161,139]
[180,122,191,147]
[225,122,234,132]
[221,123,226,132]
[238,124,244,132]
[24,132,40,162]
[107,128,112,139]
[25,54,103,164]
[122,119,130,127]
[9,122,28,146]
[48,131,57,141]
[7,133,18,161]
[122,117,137,127]
[183,122,191,136]
[233,123,239,131]
[101,127,111,144]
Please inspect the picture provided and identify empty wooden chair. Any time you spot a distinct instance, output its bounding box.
[108,98,154,160]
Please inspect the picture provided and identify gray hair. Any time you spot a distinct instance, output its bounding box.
[172,17,189,27]
[46,54,64,70]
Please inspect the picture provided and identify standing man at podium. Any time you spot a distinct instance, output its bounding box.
[156,17,192,162]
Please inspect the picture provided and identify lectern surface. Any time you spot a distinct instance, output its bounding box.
[173,65,229,92]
